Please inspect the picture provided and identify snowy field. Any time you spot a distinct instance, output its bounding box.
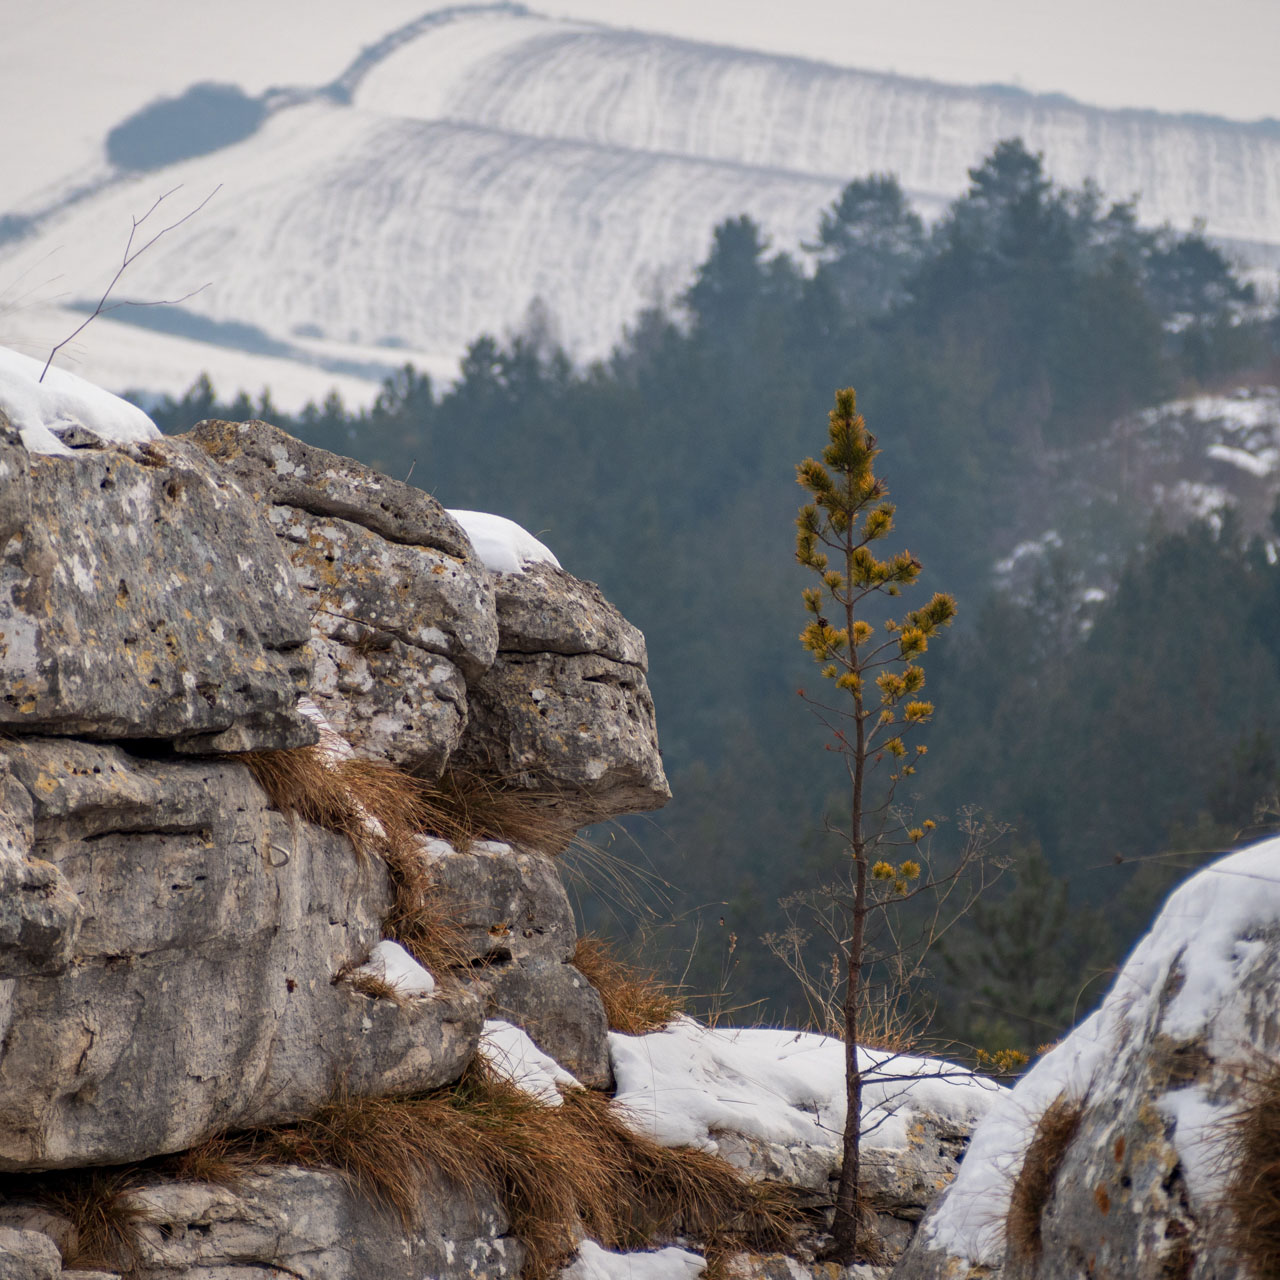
[4,5,1279,408]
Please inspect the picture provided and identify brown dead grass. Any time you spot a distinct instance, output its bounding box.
[29,1166,147,1273]
[242,747,469,977]
[203,1059,798,1280]
[572,935,683,1035]
[1223,1064,1280,1278]
[1005,1094,1084,1264]
[332,959,410,1007]
[243,748,582,978]
[164,1130,268,1189]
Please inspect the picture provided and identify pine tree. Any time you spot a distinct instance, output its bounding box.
[794,388,960,1261]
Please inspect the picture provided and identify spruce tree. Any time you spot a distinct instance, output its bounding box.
[795,388,957,1261]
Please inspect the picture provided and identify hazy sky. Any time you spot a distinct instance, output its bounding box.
[548,0,1280,121]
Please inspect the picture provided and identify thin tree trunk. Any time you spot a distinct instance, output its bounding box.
[826,541,866,1263]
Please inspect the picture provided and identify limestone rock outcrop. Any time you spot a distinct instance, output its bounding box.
[893,840,1280,1280]
[458,561,670,828]
[427,837,611,1087]
[0,760,82,977]
[0,428,315,753]
[0,405,976,1280]
[0,737,482,1171]
[186,419,495,775]
[121,1169,522,1280]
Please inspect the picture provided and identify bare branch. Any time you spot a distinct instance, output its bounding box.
[40,184,222,382]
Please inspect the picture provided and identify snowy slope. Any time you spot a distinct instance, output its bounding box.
[918,836,1280,1265]
[5,5,1279,406]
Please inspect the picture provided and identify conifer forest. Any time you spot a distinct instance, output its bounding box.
[143,140,1280,1056]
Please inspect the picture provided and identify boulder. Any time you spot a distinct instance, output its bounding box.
[426,838,611,1088]
[0,738,482,1171]
[120,1168,521,1280]
[185,420,496,773]
[892,840,1280,1280]
[482,959,611,1091]
[458,564,669,826]
[716,1109,982,1267]
[0,435,314,752]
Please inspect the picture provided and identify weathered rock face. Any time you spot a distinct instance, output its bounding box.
[717,1108,980,1269]
[118,1169,524,1280]
[0,761,82,978]
[0,738,482,1171]
[0,1225,62,1280]
[0,434,315,752]
[0,421,30,550]
[427,838,611,1088]
[458,562,669,827]
[185,419,496,774]
[0,413,687,1278]
[0,1168,520,1280]
[893,842,1280,1280]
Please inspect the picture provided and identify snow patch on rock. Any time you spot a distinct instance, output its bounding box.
[448,509,561,575]
[480,1018,581,1105]
[353,940,436,998]
[920,836,1280,1264]
[0,345,159,455]
[560,1240,705,1279]
[610,1016,1002,1158]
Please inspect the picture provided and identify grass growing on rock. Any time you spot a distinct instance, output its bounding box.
[242,746,578,980]
[1223,1063,1280,1278]
[572,934,683,1034]
[20,1166,147,1273]
[1005,1094,1084,1265]
[184,1058,800,1279]
[243,745,470,976]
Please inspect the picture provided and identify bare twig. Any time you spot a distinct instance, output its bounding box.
[40,184,221,382]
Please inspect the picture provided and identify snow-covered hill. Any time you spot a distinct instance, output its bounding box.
[4,4,1279,408]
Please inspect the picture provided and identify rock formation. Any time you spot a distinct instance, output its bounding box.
[0,401,993,1280]
[893,839,1280,1280]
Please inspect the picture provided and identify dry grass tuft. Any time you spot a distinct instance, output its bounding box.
[559,1087,802,1261]
[30,1166,147,1273]
[1005,1094,1084,1264]
[165,1130,270,1188]
[242,747,470,976]
[333,960,410,1007]
[1223,1064,1280,1278]
[571,935,684,1035]
[422,765,579,853]
[243,748,583,978]
[206,1059,799,1279]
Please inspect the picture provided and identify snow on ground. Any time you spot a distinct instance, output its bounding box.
[1135,386,1280,477]
[610,1016,1003,1158]
[448,509,562,574]
[919,837,1280,1265]
[353,940,436,997]
[0,343,159,454]
[480,1019,581,1104]
[559,1239,705,1280]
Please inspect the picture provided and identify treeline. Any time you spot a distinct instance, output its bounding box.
[145,139,1280,1049]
